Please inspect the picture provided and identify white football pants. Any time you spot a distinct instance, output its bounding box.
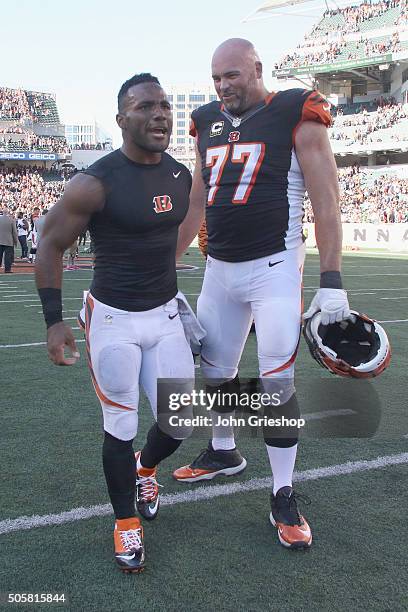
[85,294,195,441]
[198,244,305,382]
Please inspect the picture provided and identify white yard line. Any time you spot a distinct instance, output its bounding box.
[304,273,408,277]
[378,319,408,323]
[22,298,83,307]
[0,452,406,536]
[0,339,85,349]
[0,294,38,298]
[380,296,408,300]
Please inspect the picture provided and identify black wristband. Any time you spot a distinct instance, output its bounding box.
[320,271,343,289]
[38,288,63,329]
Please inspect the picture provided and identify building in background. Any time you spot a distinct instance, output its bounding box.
[65,120,112,149]
[166,84,217,169]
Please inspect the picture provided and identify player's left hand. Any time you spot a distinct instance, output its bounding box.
[303,288,351,325]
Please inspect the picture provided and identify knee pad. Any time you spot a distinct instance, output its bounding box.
[264,437,298,448]
[205,375,241,415]
[261,374,296,406]
[97,345,138,394]
[263,393,300,446]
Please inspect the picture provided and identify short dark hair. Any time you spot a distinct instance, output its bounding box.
[117,73,161,111]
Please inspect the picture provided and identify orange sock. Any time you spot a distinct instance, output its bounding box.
[116,517,140,530]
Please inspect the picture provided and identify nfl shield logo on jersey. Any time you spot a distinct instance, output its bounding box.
[153,195,173,214]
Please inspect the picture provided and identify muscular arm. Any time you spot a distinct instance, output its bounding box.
[176,143,206,260]
[35,173,105,288]
[35,173,105,365]
[295,121,342,273]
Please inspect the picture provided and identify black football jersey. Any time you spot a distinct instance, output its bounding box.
[190,89,331,262]
[84,149,191,311]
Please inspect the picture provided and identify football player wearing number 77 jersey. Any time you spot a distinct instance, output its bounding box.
[174,38,351,549]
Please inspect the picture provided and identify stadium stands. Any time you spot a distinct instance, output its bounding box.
[329,101,408,148]
[275,0,407,70]
[0,87,60,124]
[0,86,68,156]
[72,142,113,150]
[0,135,70,154]
[310,1,402,38]
[304,165,408,223]
[26,91,60,124]
[1,164,406,224]
[0,88,31,121]
[0,166,66,215]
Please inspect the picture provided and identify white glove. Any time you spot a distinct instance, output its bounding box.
[303,288,351,325]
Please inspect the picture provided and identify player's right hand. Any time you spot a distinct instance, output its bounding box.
[46,321,80,366]
[303,288,351,325]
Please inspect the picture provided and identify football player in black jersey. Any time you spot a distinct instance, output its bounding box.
[35,74,195,572]
[175,39,351,549]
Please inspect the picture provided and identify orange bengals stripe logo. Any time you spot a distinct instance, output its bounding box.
[261,325,302,377]
[85,295,133,412]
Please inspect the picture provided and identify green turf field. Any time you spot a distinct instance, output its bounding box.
[0,249,407,611]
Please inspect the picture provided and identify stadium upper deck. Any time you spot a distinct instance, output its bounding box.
[0,86,69,163]
[264,0,408,165]
[273,0,408,75]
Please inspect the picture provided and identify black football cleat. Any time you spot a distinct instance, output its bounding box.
[269,486,312,549]
[135,451,161,521]
[114,517,145,573]
[173,442,247,482]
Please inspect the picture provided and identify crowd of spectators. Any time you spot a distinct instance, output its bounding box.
[0,167,66,216]
[275,0,407,70]
[0,88,31,121]
[72,142,112,150]
[1,162,406,226]
[0,135,71,154]
[304,165,408,223]
[275,31,403,69]
[0,87,58,123]
[311,0,404,38]
[0,125,29,135]
[27,92,57,123]
[329,101,408,145]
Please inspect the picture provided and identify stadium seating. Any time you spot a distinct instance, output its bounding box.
[26,92,60,124]
[359,7,400,32]
[304,165,408,223]
[276,0,406,70]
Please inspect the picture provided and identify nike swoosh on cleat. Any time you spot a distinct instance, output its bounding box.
[268,260,284,268]
[117,553,136,560]
[168,313,179,320]
[173,171,181,178]
[148,499,159,514]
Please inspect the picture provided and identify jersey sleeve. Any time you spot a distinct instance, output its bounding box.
[189,117,197,138]
[300,90,332,127]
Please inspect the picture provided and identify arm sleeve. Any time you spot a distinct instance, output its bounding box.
[189,118,197,138]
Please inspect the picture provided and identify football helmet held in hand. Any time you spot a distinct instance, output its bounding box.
[303,310,391,378]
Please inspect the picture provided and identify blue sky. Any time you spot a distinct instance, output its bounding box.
[0,0,324,145]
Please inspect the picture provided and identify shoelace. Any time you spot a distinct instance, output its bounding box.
[288,491,312,523]
[120,528,143,551]
[136,474,163,502]
[190,448,211,468]
[276,491,311,525]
